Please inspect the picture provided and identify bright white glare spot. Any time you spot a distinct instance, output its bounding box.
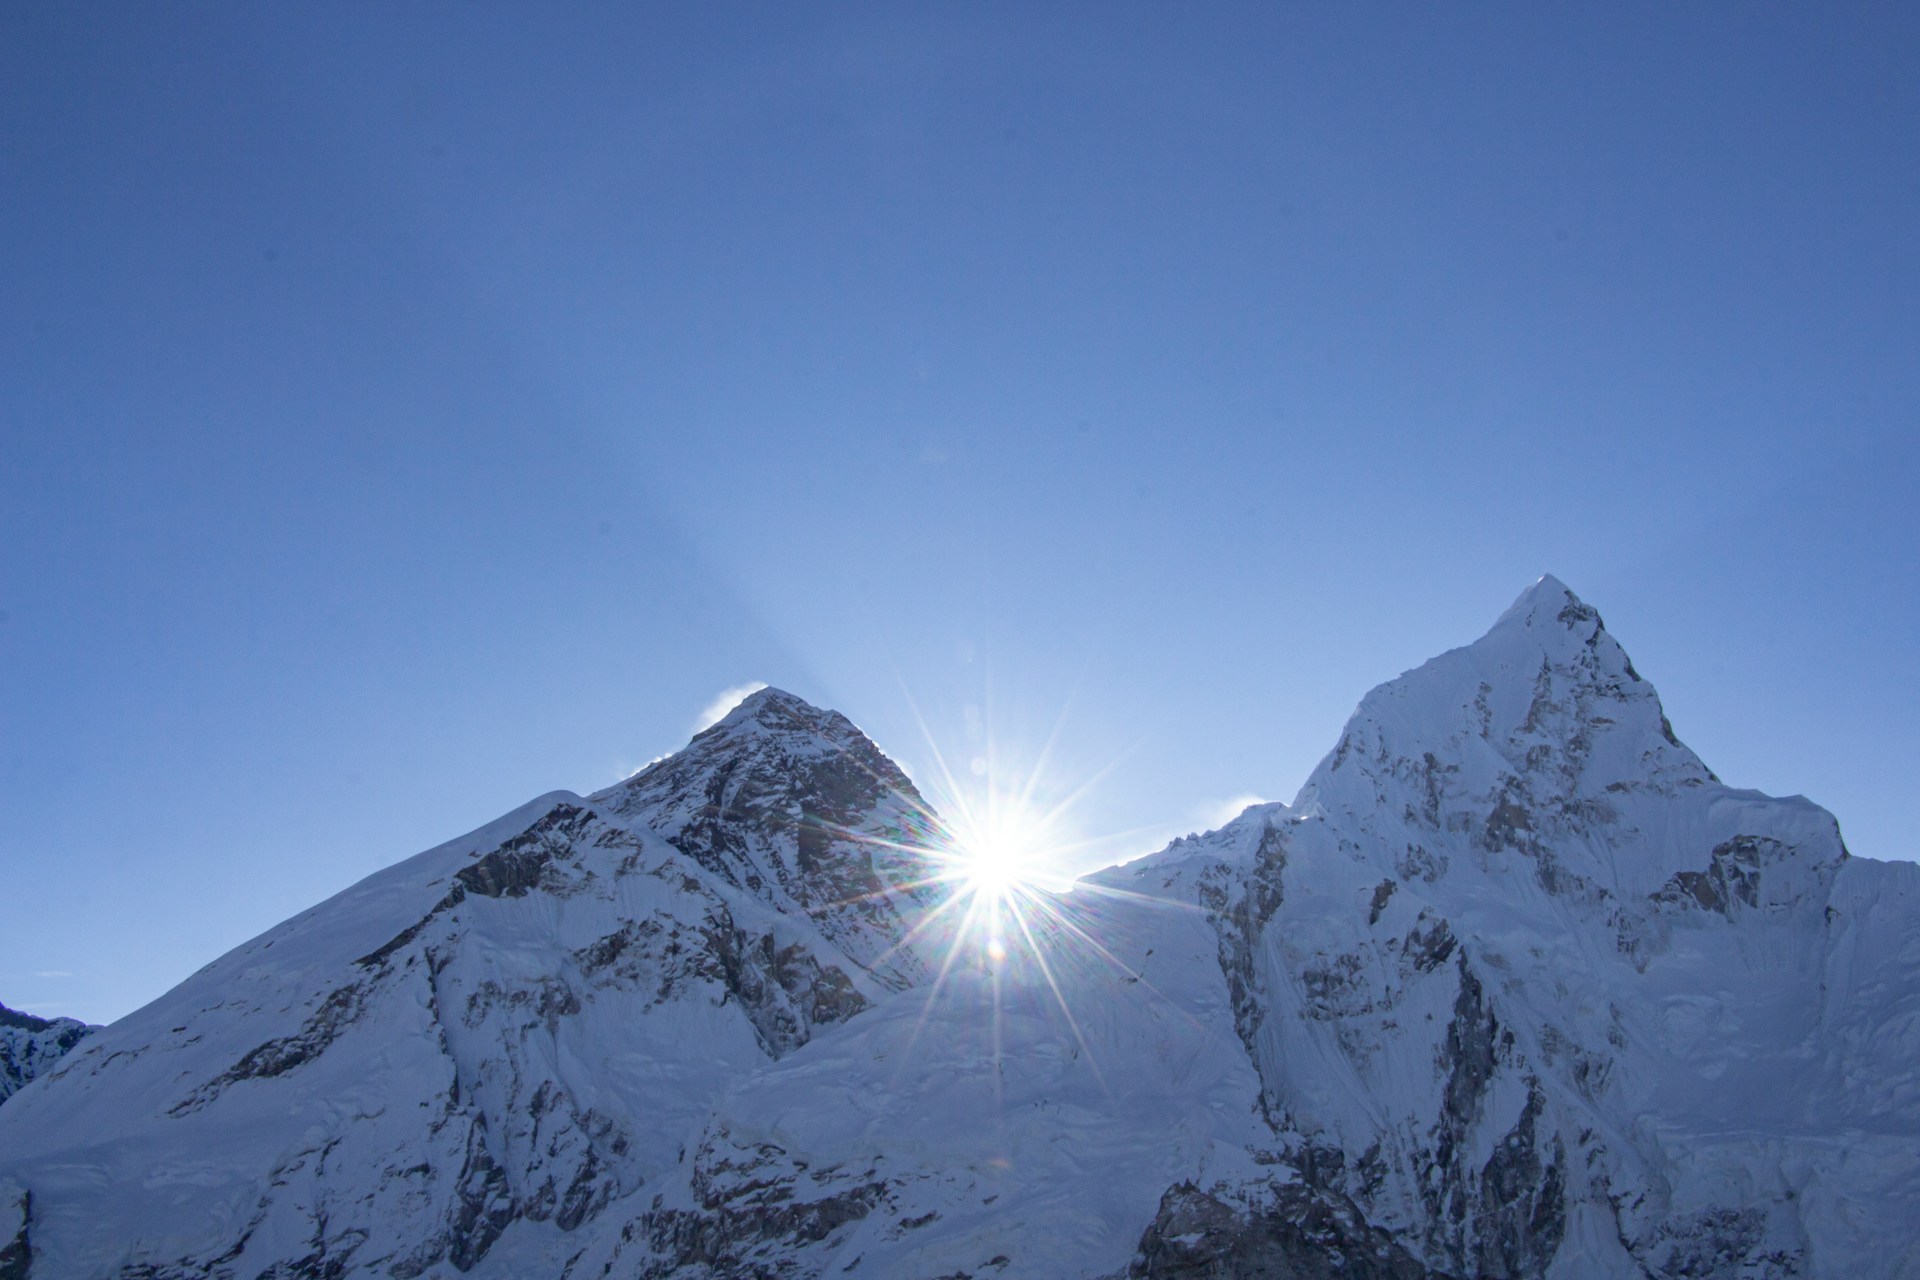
[879,693,1158,1094]
[940,788,1054,905]
[964,841,1026,895]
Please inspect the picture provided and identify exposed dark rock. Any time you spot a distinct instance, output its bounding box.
[0,1185,29,1280]
[1483,792,1535,855]
[447,1117,516,1271]
[1123,1180,1453,1279]
[1470,1084,1567,1279]
[1300,953,1371,1021]
[457,803,595,899]
[601,690,940,987]
[1368,879,1398,926]
[358,804,621,970]
[1408,753,1459,829]
[0,1001,95,1107]
[637,1152,885,1280]
[354,908,442,970]
[1395,844,1443,884]
[705,912,871,1058]
[1437,959,1498,1162]
[1650,835,1791,917]
[0,1007,53,1034]
[1401,914,1457,975]
[171,982,369,1115]
[1198,821,1289,1121]
[1642,1205,1800,1279]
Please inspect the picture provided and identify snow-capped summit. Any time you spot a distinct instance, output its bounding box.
[704,684,851,733]
[1,580,1914,1279]
[591,685,940,986]
[1296,574,1744,902]
[1494,571,1586,624]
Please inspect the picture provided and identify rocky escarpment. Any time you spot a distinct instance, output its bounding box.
[1122,1180,1451,1280]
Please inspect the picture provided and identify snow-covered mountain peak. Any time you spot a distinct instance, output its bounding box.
[1298,574,1714,838]
[710,684,843,733]
[589,688,941,987]
[1493,571,1584,628]
[1269,574,1853,927]
[608,685,914,802]
[1485,574,1646,683]
[0,691,951,1277]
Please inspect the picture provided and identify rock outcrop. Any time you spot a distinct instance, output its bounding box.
[0,1005,91,1110]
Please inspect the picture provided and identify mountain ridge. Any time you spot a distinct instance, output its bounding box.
[1,577,1913,1279]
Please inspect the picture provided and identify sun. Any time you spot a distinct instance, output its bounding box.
[847,693,1190,1097]
[939,790,1051,904]
[958,838,1026,896]
[866,688,1147,987]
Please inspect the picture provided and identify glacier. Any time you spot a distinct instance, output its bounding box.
[0,576,1914,1279]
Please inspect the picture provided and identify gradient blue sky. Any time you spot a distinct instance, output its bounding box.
[4,3,1916,1023]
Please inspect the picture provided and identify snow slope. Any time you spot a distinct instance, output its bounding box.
[1,581,1914,1279]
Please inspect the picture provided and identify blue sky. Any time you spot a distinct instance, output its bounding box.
[4,3,1916,1023]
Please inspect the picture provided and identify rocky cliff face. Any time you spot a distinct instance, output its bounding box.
[1,584,1915,1280]
[0,1004,91,1110]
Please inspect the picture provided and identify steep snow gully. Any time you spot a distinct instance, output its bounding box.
[2,578,1915,1279]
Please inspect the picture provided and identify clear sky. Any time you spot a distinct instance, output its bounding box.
[4,3,1916,1024]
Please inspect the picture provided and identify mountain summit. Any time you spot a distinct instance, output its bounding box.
[591,685,941,987]
[2,581,1915,1279]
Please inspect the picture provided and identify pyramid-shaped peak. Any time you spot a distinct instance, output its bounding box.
[710,685,850,736]
[1514,572,1575,607]
[732,685,813,714]
[602,684,906,806]
[1492,573,1601,636]
[1295,573,1714,823]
